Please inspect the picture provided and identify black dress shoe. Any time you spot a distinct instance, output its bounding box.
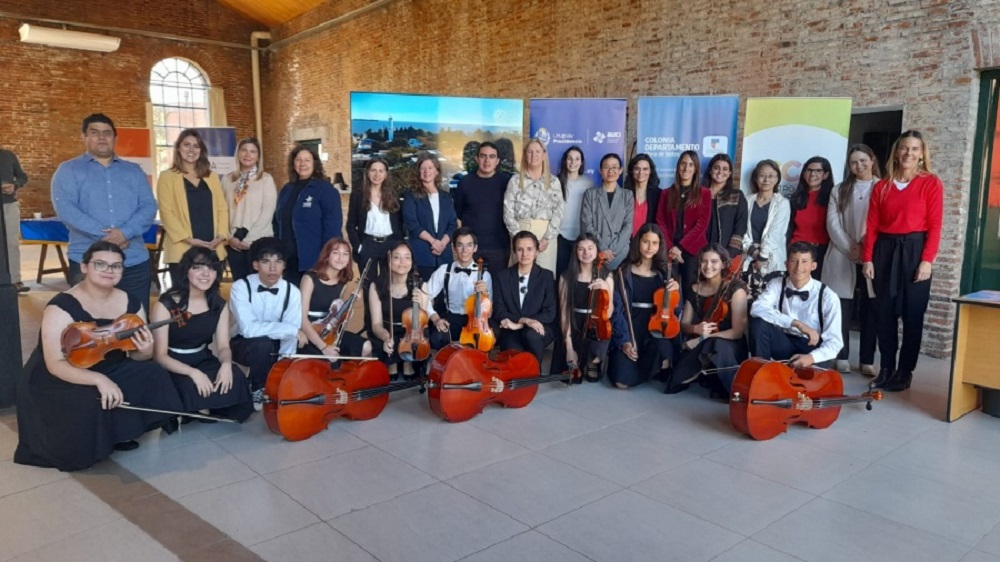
[663,383,689,395]
[873,368,893,389]
[886,370,912,392]
[113,440,140,452]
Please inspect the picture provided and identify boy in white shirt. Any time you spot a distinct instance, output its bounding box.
[426,227,492,348]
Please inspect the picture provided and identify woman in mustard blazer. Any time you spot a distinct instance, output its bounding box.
[156,129,229,288]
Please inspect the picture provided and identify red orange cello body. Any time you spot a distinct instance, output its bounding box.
[729,358,882,441]
[427,344,544,422]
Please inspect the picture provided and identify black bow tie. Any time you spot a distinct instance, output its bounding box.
[785,288,809,300]
[257,285,279,295]
[454,267,473,275]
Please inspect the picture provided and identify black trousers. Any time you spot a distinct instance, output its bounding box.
[477,246,510,273]
[812,243,828,280]
[838,263,878,364]
[677,250,698,289]
[750,317,826,366]
[230,336,281,391]
[668,336,747,393]
[227,247,253,282]
[872,232,931,373]
[429,312,467,349]
[499,326,553,370]
[607,337,675,388]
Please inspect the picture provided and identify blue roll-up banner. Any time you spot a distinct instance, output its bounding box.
[193,127,238,177]
[636,96,740,180]
[529,98,627,186]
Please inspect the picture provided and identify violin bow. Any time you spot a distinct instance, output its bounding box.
[113,401,238,423]
[617,267,637,360]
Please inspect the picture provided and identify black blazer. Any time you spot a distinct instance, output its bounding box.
[345,187,404,255]
[492,264,556,329]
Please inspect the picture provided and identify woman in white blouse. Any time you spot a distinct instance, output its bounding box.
[742,159,790,300]
[503,138,564,272]
[822,145,881,375]
[346,157,402,286]
[221,138,276,281]
[555,146,594,274]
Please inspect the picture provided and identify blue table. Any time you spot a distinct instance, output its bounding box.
[20,218,162,283]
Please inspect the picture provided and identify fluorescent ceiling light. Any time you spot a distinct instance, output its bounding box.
[18,24,120,52]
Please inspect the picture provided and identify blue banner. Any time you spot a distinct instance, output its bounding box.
[193,127,237,178]
[636,96,739,180]
[529,98,627,186]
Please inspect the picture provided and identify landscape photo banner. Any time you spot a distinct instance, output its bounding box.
[193,127,238,178]
[528,98,627,186]
[740,97,853,197]
[636,95,739,179]
[350,92,524,191]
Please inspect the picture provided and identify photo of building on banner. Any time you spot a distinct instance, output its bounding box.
[636,96,739,181]
[739,98,852,197]
[192,127,238,178]
[350,92,524,193]
[528,98,627,187]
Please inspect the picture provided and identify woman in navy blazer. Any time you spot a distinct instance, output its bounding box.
[402,152,457,280]
[274,145,343,284]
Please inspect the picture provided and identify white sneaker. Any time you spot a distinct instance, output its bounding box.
[860,364,877,377]
[251,388,264,411]
[835,360,851,373]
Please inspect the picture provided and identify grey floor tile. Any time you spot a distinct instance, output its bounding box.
[460,530,593,562]
[467,401,604,450]
[710,540,802,562]
[177,477,320,546]
[0,479,121,561]
[375,423,528,480]
[632,458,813,536]
[447,451,620,526]
[541,426,695,487]
[336,391,444,444]
[540,383,653,425]
[876,417,1000,491]
[823,463,1000,546]
[0,459,68,499]
[214,419,367,474]
[0,423,19,462]
[265,446,435,520]
[538,489,742,562]
[754,498,968,562]
[978,523,1000,557]
[112,440,258,499]
[610,408,740,456]
[705,436,868,495]
[9,518,178,562]
[135,421,210,452]
[331,483,527,562]
[963,551,1000,562]
[252,523,378,562]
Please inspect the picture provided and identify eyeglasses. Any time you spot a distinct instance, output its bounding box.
[601,166,621,173]
[757,173,778,180]
[89,260,124,273]
[803,168,825,175]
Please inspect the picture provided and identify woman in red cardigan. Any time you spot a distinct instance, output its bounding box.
[787,156,834,279]
[656,150,712,288]
[861,130,943,392]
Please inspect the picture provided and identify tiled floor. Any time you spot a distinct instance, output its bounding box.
[3,246,1000,561]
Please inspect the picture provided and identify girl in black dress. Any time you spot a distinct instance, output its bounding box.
[14,241,183,471]
[368,241,432,380]
[667,243,749,397]
[299,238,371,358]
[557,234,615,383]
[151,247,253,423]
[608,224,681,389]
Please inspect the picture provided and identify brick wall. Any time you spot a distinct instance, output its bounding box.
[0,0,262,216]
[261,0,997,358]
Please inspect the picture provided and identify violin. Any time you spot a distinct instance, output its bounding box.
[427,344,570,422]
[649,258,681,339]
[459,258,495,351]
[263,358,420,441]
[398,271,431,362]
[729,358,883,441]
[582,254,612,341]
[313,259,372,348]
[701,253,745,326]
[62,311,190,368]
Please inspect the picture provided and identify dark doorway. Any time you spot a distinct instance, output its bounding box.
[848,109,903,171]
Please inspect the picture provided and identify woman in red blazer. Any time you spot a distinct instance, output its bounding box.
[656,150,712,288]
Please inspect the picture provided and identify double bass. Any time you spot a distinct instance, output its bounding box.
[459,258,495,351]
[313,259,371,348]
[398,272,431,362]
[582,254,612,341]
[263,357,421,441]
[427,344,569,422]
[729,358,882,441]
[62,310,190,368]
[648,257,680,339]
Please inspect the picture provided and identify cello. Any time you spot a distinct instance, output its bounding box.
[313,259,371,348]
[459,257,495,351]
[648,257,680,339]
[729,358,882,441]
[62,310,190,368]
[263,357,421,441]
[427,344,570,422]
[582,253,612,341]
[398,271,431,362]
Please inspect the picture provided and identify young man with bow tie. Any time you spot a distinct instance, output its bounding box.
[425,227,493,347]
[749,242,842,369]
[228,237,303,409]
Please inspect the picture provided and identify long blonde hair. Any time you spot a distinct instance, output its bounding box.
[518,138,551,191]
[884,130,932,180]
[227,138,265,183]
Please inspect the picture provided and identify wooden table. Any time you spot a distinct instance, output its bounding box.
[947,290,1000,420]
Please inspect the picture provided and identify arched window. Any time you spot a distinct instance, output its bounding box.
[149,58,210,174]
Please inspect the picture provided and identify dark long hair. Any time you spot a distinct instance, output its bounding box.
[665,150,703,210]
[286,145,325,184]
[557,146,586,199]
[375,241,414,301]
[362,157,399,213]
[623,154,660,193]
[790,156,834,210]
[703,153,735,192]
[624,223,670,276]
[161,247,225,313]
[836,144,882,216]
[562,233,605,332]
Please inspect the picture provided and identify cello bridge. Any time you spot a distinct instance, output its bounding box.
[489,376,505,394]
[335,388,348,405]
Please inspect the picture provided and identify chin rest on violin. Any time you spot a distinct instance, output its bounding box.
[729,358,882,441]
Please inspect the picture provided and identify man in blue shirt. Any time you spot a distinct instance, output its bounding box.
[52,114,157,313]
